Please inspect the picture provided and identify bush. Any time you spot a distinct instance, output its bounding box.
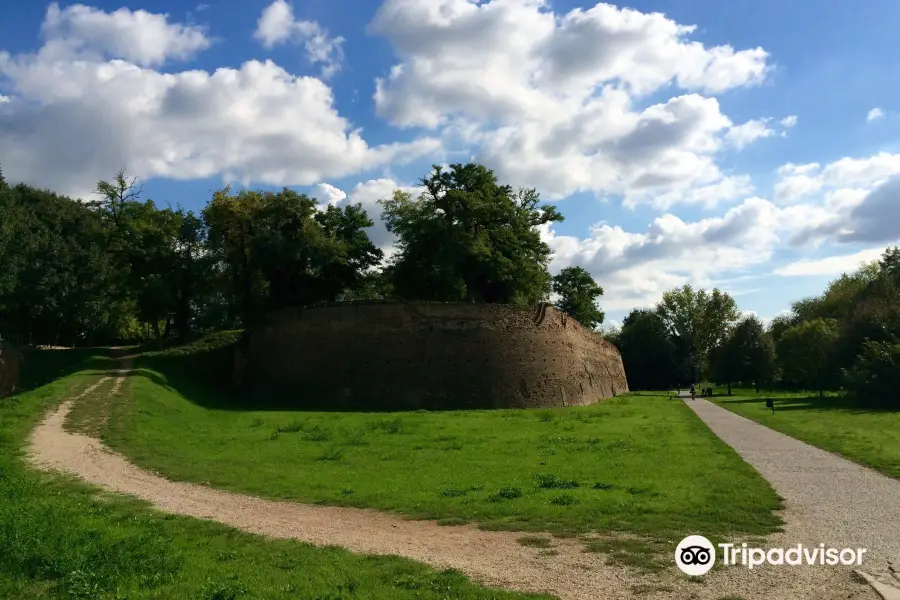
[844,341,900,408]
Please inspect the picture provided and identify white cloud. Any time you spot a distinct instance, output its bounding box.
[38,2,210,67]
[0,5,439,198]
[773,153,900,246]
[369,0,772,206]
[317,178,425,256]
[0,95,9,104]
[772,162,823,204]
[311,182,346,206]
[543,196,781,311]
[725,118,774,149]
[867,107,884,121]
[780,115,798,128]
[254,0,344,78]
[774,248,885,277]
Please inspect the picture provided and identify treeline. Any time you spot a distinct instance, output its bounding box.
[0,163,606,347]
[608,249,900,407]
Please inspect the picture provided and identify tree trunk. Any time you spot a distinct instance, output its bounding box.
[819,388,824,399]
[727,382,732,396]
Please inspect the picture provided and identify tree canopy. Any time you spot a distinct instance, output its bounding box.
[551,266,605,330]
[381,164,563,305]
[0,163,593,347]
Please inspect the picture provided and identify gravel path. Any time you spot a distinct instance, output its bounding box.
[22,369,879,599]
[683,395,900,590]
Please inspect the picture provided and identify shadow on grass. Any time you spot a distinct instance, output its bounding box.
[130,359,472,413]
[716,394,899,415]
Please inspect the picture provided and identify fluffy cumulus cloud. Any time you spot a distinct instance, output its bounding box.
[254,0,345,79]
[0,3,438,198]
[311,182,347,206]
[773,152,900,246]
[39,2,211,67]
[311,178,425,259]
[541,196,781,311]
[774,247,886,277]
[724,118,775,149]
[369,0,776,205]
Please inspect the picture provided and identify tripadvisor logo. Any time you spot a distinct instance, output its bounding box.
[675,535,716,576]
[675,535,868,575]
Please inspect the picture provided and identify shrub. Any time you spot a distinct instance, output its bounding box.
[844,341,900,408]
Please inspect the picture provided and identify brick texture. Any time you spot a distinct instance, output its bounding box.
[233,302,629,410]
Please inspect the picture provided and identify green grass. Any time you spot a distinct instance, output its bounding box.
[583,538,671,573]
[94,348,783,544]
[0,351,553,600]
[713,388,900,479]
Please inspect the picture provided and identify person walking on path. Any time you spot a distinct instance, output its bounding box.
[689,384,696,400]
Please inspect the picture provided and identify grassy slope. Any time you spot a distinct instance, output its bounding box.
[97,336,784,543]
[714,388,900,480]
[0,349,551,600]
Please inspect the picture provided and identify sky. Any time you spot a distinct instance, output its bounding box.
[1,0,899,326]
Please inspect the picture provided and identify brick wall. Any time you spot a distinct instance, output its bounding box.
[233,302,629,410]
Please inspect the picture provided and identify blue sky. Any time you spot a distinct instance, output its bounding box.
[2,0,899,325]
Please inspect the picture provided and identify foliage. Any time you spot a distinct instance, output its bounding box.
[655,285,741,381]
[843,341,900,407]
[712,315,776,393]
[381,164,563,305]
[775,318,840,395]
[551,266,605,329]
[768,246,900,405]
[616,309,680,390]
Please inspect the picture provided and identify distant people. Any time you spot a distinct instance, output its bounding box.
[690,384,696,401]
[765,398,775,414]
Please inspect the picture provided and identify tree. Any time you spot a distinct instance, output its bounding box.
[551,266,605,329]
[616,309,680,390]
[0,183,118,346]
[713,315,776,394]
[656,285,741,381]
[314,204,384,302]
[844,341,900,408]
[381,163,563,305]
[768,313,795,344]
[776,318,840,397]
[204,188,383,324]
[93,168,143,228]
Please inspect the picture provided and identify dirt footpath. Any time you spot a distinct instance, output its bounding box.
[26,370,876,600]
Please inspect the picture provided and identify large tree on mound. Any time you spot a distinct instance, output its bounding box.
[380,163,563,304]
[204,188,382,325]
[552,266,605,329]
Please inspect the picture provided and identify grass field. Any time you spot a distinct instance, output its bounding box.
[713,388,900,480]
[87,340,784,546]
[0,351,552,600]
